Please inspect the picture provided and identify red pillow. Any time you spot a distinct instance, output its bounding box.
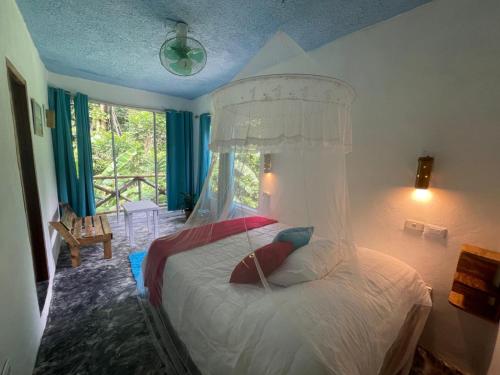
[230,241,294,284]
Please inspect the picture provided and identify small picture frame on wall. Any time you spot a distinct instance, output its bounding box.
[31,98,43,137]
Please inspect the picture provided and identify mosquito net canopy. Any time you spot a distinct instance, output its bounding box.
[191,73,355,242]
[210,74,354,153]
[144,32,430,375]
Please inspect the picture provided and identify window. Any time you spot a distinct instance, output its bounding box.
[89,102,166,213]
[234,152,261,209]
[207,152,262,210]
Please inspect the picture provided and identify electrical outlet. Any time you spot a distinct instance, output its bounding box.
[404,219,425,233]
[424,224,448,239]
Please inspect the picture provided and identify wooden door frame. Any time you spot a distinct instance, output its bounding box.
[6,58,49,283]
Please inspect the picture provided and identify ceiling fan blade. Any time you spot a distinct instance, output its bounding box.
[164,45,182,61]
[187,48,205,63]
[170,59,193,75]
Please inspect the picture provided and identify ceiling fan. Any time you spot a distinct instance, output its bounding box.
[159,22,207,76]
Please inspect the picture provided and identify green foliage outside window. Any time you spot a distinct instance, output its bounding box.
[89,103,166,213]
[234,152,261,209]
[208,152,261,209]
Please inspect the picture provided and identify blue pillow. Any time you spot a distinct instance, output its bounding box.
[273,227,314,250]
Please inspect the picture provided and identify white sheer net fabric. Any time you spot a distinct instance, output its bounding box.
[210,74,355,154]
[188,74,355,233]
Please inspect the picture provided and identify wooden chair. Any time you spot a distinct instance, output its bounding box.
[50,204,113,267]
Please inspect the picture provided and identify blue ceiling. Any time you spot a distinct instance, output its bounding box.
[16,0,429,99]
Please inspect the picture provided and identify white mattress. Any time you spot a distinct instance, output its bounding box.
[158,223,431,375]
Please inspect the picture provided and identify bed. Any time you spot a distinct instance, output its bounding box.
[148,222,431,375]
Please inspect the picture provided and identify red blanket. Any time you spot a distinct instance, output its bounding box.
[144,216,277,305]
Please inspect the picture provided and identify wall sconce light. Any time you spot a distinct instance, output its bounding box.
[263,154,272,173]
[415,156,434,189]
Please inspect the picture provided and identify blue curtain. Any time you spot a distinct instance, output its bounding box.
[196,113,211,196]
[166,110,194,210]
[74,93,96,216]
[48,87,78,210]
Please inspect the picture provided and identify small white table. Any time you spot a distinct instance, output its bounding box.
[122,200,160,246]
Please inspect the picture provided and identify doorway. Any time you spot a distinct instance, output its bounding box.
[6,59,49,313]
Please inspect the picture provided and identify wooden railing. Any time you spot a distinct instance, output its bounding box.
[93,174,166,213]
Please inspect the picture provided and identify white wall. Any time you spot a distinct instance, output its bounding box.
[192,93,212,116]
[194,0,500,373]
[0,0,60,373]
[309,1,500,373]
[47,72,192,112]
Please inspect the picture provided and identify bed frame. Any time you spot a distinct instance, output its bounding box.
[146,301,430,375]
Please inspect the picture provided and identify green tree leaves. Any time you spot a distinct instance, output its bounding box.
[89,103,166,212]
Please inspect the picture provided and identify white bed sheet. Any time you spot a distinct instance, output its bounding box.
[157,223,431,375]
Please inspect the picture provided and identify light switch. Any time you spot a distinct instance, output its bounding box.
[404,219,425,233]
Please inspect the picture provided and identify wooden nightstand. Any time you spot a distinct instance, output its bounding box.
[449,244,500,322]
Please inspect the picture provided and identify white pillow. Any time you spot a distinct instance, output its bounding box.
[267,239,344,287]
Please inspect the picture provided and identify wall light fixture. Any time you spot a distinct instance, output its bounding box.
[415,156,434,189]
[263,154,272,173]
